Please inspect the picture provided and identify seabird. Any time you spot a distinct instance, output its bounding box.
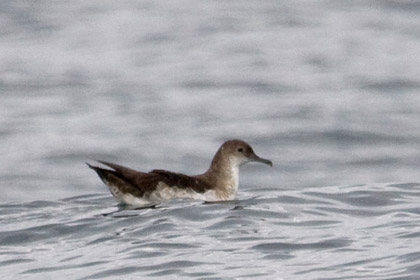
[87,139,272,206]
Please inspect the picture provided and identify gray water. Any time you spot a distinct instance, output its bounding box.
[2,0,420,279]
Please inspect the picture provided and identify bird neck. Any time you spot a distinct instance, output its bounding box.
[200,152,241,200]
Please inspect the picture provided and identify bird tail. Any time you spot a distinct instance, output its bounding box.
[86,162,118,184]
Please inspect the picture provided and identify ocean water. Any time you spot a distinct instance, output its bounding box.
[2,184,420,279]
[1,0,420,279]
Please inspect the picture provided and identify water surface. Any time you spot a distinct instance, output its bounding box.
[1,183,420,279]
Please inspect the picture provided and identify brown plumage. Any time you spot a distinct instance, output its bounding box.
[87,139,272,206]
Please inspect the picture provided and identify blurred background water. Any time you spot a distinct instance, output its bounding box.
[1,0,420,279]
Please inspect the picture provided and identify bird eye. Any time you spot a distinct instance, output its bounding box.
[237,148,243,152]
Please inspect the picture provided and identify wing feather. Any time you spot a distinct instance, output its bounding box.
[89,161,211,195]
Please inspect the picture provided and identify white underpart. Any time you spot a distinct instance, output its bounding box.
[109,186,151,206]
[149,182,221,202]
[108,182,217,206]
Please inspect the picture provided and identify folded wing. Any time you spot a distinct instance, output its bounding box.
[87,161,211,196]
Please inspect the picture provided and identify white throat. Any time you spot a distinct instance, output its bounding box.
[222,156,242,200]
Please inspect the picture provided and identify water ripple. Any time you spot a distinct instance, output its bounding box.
[251,238,352,251]
[1,183,420,278]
